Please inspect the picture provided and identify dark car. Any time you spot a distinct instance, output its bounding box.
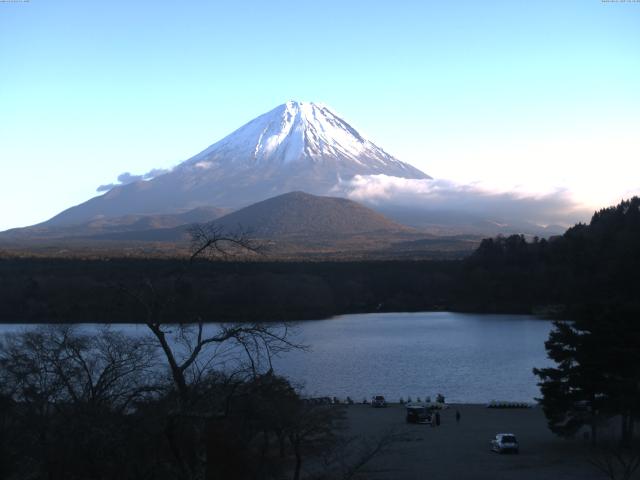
[406,404,431,424]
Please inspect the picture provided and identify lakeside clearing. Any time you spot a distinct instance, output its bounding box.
[342,404,602,480]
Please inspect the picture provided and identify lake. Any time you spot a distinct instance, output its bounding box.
[0,312,554,403]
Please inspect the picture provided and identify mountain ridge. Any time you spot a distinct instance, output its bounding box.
[210,191,413,238]
[74,191,414,243]
[40,101,430,228]
[1,206,227,240]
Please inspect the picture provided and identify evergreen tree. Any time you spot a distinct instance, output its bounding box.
[534,321,608,443]
[535,306,640,446]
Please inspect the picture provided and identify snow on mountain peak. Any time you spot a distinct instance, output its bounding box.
[183,101,430,180]
[41,101,430,226]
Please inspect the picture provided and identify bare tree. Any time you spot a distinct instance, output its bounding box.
[119,223,303,480]
[316,428,404,480]
[187,223,263,261]
[122,223,299,405]
[590,445,640,480]
[0,325,159,479]
[0,325,157,411]
[287,403,342,480]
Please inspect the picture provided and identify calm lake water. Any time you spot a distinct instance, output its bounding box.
[0,312,554,403]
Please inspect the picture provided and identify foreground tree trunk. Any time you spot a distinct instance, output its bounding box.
[292,435,302,480]
[620,412,635,448]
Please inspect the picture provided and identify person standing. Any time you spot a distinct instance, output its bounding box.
[435,411,441,427]
[456,410,461,423]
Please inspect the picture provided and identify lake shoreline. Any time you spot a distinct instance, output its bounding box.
[1,312,554,404]
[0,306,561,325]
[0,256,570,324]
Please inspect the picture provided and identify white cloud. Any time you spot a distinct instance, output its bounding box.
[194,161,213,169]
[96,168,171,192]
[335,174,592,226]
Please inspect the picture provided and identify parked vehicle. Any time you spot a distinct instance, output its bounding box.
[371,395,387,408]
[490,433,519,454]
[406,404,431,424]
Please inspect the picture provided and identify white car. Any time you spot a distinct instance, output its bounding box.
[371,395,387,408]
[491,433,519,454]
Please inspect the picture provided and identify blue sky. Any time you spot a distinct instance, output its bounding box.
[1,0,639,230]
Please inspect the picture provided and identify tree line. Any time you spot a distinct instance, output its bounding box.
[464,197,640,315]
[468,198,640,453]
[0,227,397,480]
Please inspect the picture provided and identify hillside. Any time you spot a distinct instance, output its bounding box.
[0,192,481,259]
[211,191,413,238]
[0,206,227,241]
[74,192,426,254]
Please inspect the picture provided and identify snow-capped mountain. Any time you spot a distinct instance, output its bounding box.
[43,101,430,227]
[185,101,427,177]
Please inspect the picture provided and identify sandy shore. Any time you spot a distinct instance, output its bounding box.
[342,404,602,480]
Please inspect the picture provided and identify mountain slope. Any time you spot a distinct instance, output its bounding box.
[211,191,412,238]
[1,206,226,240]
[83,192,413,242]
[41,101,429,227]
[186,101,427,177]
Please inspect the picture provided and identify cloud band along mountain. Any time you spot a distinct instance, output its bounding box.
[43,101,430,227]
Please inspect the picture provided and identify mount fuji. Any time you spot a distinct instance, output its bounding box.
[43,101,430,227]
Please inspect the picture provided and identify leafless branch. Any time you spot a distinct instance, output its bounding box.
[188,223,264,262]
[589,445,640,480]
[316,428,405,480]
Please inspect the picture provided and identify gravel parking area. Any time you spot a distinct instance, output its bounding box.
[343,404,603,480]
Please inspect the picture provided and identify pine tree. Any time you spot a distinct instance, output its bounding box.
[535,306,640,446]
[534,321,608,444]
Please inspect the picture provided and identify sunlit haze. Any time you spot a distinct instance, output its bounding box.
[1,0,639,231]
